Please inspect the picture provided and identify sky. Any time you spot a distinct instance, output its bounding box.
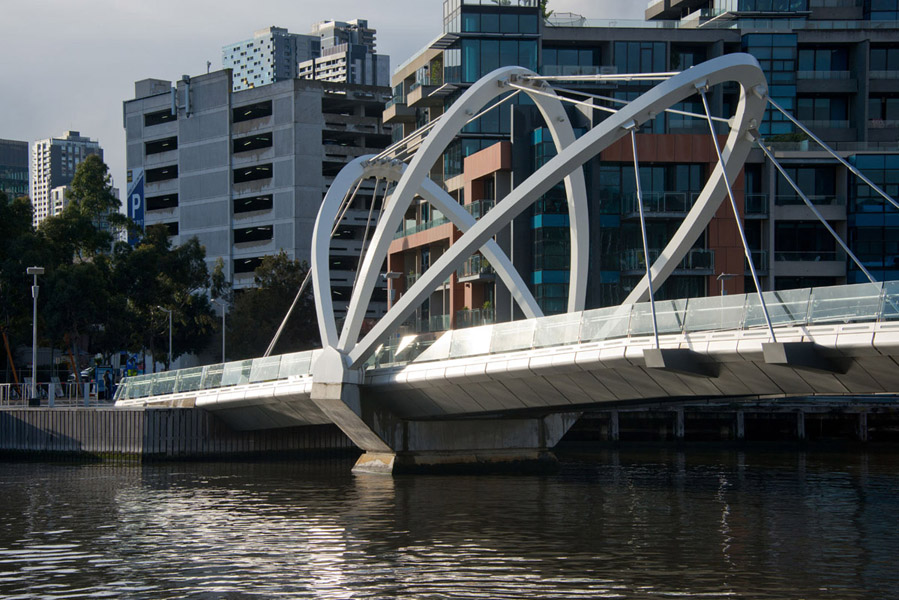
[0,0,644,194]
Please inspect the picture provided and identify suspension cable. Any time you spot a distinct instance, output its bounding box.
[263,175,366,357]
[767,97,899,212]
[525,71,681,82]
[699,86,777,341]
[758,141,878,284]
[629,126,660,349]
[552,85,731,124]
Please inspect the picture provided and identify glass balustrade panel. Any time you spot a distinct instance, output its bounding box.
[580,305,633,342]
[684,294,747,332]
[809,283,883,324]
[450,326,495,358]
[490,319,537,354]
[221,360,253,387]
[534,312,582,348]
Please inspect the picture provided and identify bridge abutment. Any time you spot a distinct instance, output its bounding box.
[310,347,581,474]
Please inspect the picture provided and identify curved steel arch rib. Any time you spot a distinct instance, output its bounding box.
[336,66,590,354]
[344,54,768,368]
[310,156,543,349]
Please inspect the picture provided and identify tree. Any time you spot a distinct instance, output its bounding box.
[226,251,319,360]
[0,192,43,384]
[114,226,216,368]
[540,0,553,19]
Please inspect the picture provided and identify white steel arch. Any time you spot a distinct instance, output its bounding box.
[312,54,768,370]
[311,156,544,349]
[335,66,590,354]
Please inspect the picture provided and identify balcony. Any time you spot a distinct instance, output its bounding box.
[775,250,842,262]
[620,191,698,219]
[796,71,856,93]
[458,254,495,282]
[394,215,451,239]
[746,250,769,273]
[465,199,495,220]
[455,308,495,330]
[744,193,769,217]
[620,248,715,274]
[774,195,844,206]
[407,83,442,108]
[383,100,415,125]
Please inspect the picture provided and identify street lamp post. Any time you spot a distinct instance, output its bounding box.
[27,267,44,403]
[717,273,738,296]
[213,299,227,362]
[157,306,172,371]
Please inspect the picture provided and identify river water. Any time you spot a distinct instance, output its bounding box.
[0,448,897,599]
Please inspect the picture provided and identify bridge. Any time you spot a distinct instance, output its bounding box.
[117,54,899,472]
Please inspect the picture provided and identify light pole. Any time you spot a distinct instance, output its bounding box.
[717,273,738,296]
[213,299,227,363]
[156,306,172,371]
[27,267,44,403]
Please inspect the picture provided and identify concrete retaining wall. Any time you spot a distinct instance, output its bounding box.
[0,408,355,459]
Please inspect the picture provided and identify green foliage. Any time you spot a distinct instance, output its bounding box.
[540,0,552,19]
[0,157,218,378]
[226,251,319,360]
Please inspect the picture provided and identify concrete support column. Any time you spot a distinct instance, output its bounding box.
[736,410,745,440]
[674,407,685,440]
[797,411,806,441]
[609,410,620,442]
[858,411,868,442]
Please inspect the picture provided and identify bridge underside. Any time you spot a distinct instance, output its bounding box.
[124,320,899,472]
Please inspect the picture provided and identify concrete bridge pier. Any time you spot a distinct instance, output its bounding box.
[310,348,580,474]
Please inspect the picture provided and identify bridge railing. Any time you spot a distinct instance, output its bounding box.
[366,281,899,367]
[115,350,317,403]
[115,282,899,401]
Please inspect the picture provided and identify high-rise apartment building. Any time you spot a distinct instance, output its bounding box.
[123,71,394,318]
[384,0,899,333]
[223,26,321,92]
[30,131,103,227]
[224,20,389,93]
[0,139,28,199]
[297,19,390,87]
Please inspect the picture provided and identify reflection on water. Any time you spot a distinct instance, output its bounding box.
[1,448,897,599]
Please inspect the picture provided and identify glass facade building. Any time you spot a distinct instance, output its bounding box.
[385,0,899,330]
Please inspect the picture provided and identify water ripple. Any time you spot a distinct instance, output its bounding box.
[0,450,897,598]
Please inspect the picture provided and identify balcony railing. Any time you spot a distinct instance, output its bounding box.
[465,200,495,220]
[429,314,451,333]
[774,195,844,206]
[869,70,899,80]
[620,248,714,272]
[744,193,769,215]
[456,308,495,329]
[774,250,843,261]
[458,254,495,279]
[797,70,852,80]
[802,119,851,129]
[620,191,698,217]
[869,119,899,129]
[746,250,769,271]
[394,215,451,239]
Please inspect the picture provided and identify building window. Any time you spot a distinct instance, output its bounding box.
[146,193,179,211]
[145,136,178,156]
[234,256,264,273]
[234,225,273,244]
[234,194,274,214]
[232,100,273,123]
[232,133,273,154]
[797,47,848,72]
[144,110,176,127]
[146,165,178,183]
[233,164,273,184]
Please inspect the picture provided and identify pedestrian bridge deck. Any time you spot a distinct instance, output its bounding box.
[115,282,899,430]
